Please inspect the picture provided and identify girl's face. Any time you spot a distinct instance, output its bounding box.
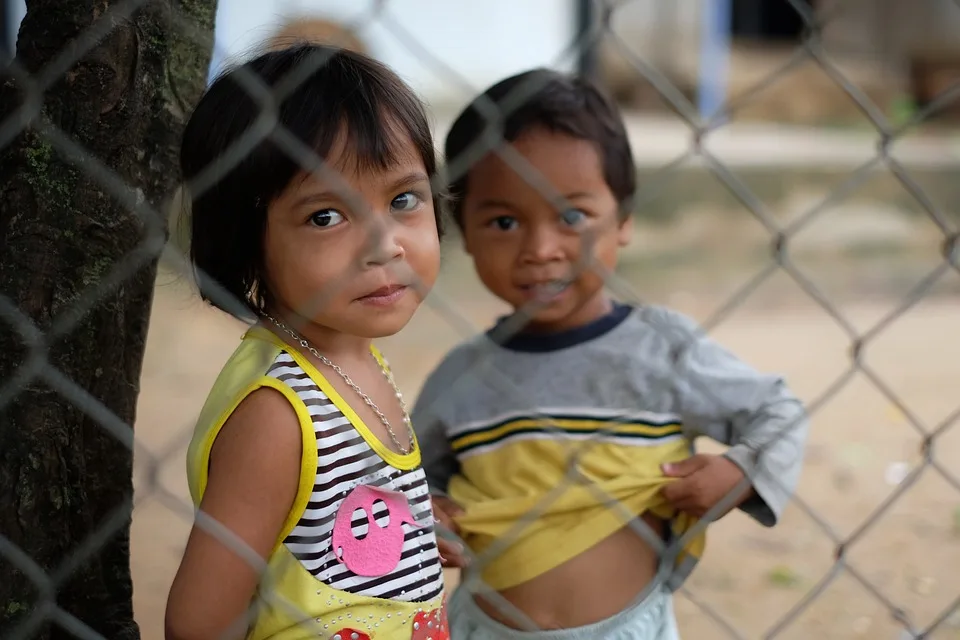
[262,129,440,339]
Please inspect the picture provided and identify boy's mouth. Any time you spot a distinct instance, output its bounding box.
[517,279,570,302]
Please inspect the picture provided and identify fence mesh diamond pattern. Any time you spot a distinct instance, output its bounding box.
[2,0,959,638]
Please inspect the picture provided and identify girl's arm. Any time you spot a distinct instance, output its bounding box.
[165,388,302,640]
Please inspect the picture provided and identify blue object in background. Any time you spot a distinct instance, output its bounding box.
[698,0,732,124]
[4,0,25,60]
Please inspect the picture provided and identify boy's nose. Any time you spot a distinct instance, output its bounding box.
[520,225,566,263]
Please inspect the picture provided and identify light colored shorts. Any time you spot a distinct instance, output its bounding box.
[448,584,681,640]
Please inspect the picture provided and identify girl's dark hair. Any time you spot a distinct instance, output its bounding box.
[443,68,636,228]
[180,44,441,321]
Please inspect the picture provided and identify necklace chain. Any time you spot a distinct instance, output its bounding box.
[265,315,414,455]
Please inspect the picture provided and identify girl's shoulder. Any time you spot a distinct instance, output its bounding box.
[194,327,307,424]
[186,327,317,504]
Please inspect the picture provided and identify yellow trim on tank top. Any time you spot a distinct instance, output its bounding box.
[246,326,421,471]
[193,372,319,555]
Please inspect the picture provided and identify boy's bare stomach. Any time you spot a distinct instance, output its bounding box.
[473,513,665,630]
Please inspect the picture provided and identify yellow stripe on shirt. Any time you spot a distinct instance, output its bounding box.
[451,416,684,454]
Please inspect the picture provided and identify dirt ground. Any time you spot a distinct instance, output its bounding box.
[130,236,960,639]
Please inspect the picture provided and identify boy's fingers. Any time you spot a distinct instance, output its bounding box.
[436,537,462,555]
[661,454,709,477]
[433,510,460,534]
[431,496,465,534]
[433,495,465,516]
[436,537,469,568]
[661,477,695,504]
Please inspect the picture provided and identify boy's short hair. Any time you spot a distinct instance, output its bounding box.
[180,44,441,321]
[443,68,636,228]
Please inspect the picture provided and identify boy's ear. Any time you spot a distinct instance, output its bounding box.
[617,214,634,247]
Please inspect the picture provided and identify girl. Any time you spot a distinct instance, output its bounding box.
[165,44,465,640]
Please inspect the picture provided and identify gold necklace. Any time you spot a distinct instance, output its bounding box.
[266,315,415,455]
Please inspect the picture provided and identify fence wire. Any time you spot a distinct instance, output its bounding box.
[1,0,960,638]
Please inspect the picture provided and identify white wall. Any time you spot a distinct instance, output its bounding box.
[210,0,578,112]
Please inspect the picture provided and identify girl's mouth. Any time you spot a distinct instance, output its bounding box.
[357,284,408,307]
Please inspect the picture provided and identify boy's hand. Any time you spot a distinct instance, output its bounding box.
[431,495,470,568]
[660,454,754,519]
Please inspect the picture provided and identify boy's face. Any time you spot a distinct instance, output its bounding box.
[459,128,632,333]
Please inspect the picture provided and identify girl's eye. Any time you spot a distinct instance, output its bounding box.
[560,208,588,227]
[490,216,517,231]
[391,192,423,212]
[309,209,345,228]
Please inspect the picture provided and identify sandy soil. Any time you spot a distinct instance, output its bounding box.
[130,244,960,639]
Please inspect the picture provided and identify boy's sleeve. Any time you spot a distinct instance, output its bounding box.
[650,307,809,527]
[411,360,461,496]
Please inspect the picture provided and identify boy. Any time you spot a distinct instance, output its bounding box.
[412,68,808,639]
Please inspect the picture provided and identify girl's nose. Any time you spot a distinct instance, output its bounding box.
[363,218,405,267]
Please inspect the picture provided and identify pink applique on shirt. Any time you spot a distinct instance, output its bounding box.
[331,484,420,577]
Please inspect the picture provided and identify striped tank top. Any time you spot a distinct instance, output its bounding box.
[186,327,448,640]
[269,352,444,602]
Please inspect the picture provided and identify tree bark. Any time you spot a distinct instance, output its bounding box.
[0,0,216,637]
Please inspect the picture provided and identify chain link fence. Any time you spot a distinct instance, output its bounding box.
[2,0,960,638]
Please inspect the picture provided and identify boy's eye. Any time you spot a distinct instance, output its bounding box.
[391,192,423,212]
[560,208,587,227]
[490,216,518,231]
[309,209,345,228]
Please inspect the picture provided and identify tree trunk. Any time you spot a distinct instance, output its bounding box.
[0,0,216,637]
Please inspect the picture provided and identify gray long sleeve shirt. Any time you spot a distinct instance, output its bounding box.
[410,302,808,585]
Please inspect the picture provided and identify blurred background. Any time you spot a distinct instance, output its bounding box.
[5,0,959,638]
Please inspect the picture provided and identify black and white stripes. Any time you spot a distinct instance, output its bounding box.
[268,354,444,603]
